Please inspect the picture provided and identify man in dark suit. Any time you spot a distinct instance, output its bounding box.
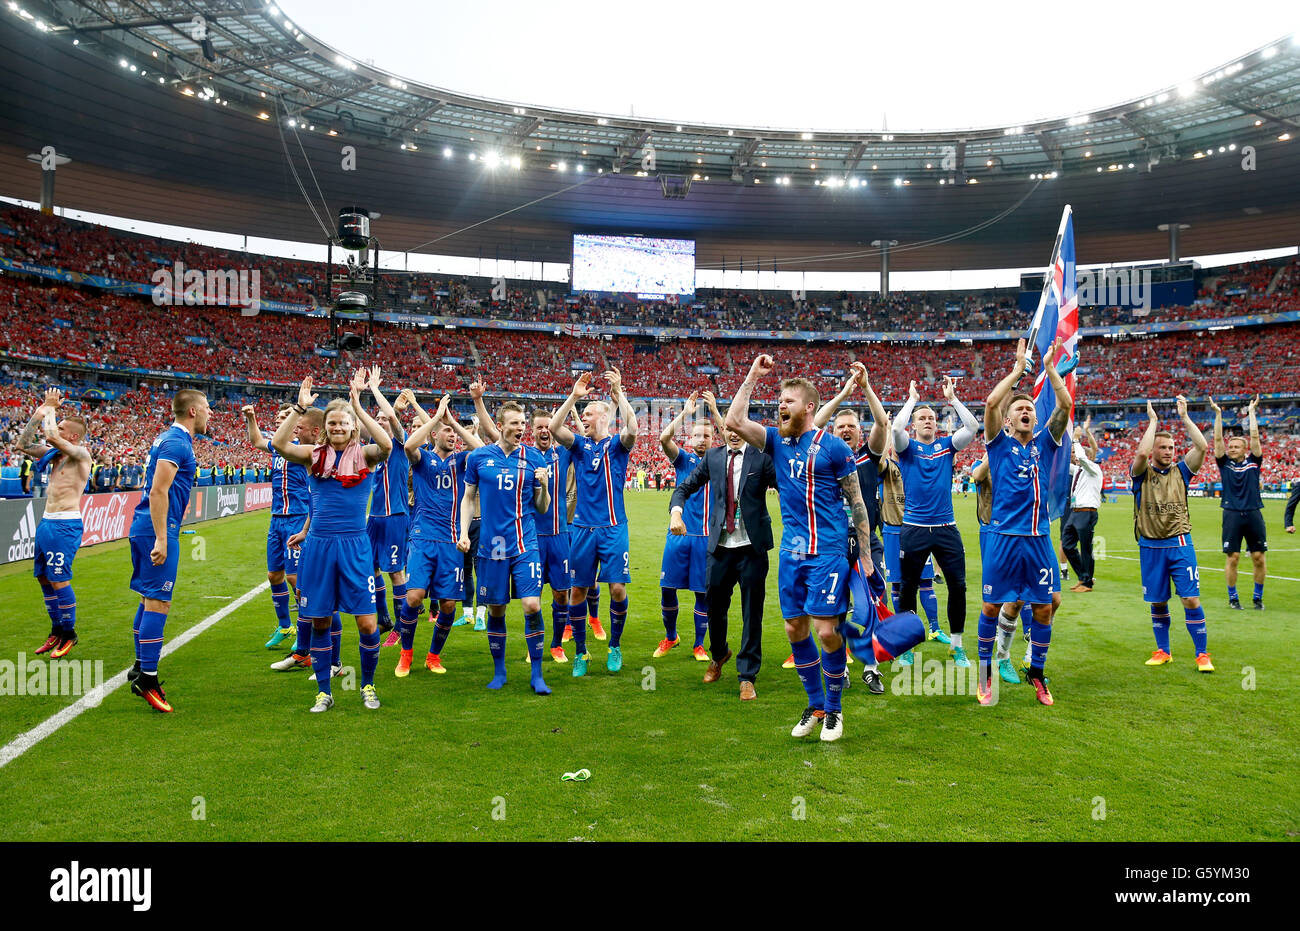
[669,426,776,700]
[1285,478,1300,534]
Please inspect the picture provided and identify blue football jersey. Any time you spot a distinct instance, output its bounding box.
[370,442,410,517]
[410,447,470,544]
[130,425,197,539]
[763,425,855,557]
[673,447,710,537]
[896,435,958,525]
[986,429,1062,536]
[1216,453,1263,511]
[534,442,572,536]
[270,441,311,516]
[306,448,370,535]
[569,435,631,528]
[465,443,547,558]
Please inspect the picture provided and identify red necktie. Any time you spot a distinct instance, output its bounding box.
[726,450,739,534]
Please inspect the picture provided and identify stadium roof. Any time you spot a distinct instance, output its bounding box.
[2,2,1299,271]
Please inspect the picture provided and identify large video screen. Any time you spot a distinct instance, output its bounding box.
[571,234,696,299]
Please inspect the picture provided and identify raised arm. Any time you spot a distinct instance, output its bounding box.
[1132,401,1159,478]
[971,458,989,484]
[838,471,876,576]
[1179,394,1208,474]
[1081,415,1099,460]
[943,374,980,450]
[1247,394,1261,458]
[985,338,1029,442]
[724,354,773,450]
[1209,397,1225,459]
[700,389,726,436]
[242,405,270,452]
[813,363,863,429]
[271,378,317,465]
[17,389,60,458]
[659,391,696,460]
[607,368,638,450]
[405,395,450,463]
[469,380,500,444]
[1041,339,1072,444]
[893,380,919,453]
[856,369,889,455]
[549,372,592,449]
[352,368,392,468]
[443,404,485,450]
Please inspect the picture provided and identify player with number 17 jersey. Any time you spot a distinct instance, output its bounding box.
[764,424,856,620]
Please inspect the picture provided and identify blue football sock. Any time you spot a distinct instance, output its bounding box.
[391,582,407,624]
[1227,585,1238,601]
[977,606,998,664]
[269,580,291,628]
[525,610,551,694]
[486,613,507,688]
[374,577,389,623]
[821,642,848,714]
[1028,620,1052,674]
[587,587,600,621]
[569,599,588,655]
[692,592,709,648]
[1253,582,1264,601]
[295,619,312,654]
[660,587,679,640]
[359,629,380,687]
[430,610,454,656]
[791,635,825,711]
[138,610,167,675]
[1020,604,1033,638]
[919,580,939,629]
[609,598,628,648]
[330,613,342,668]
[310,623,333,693]
[55,585,76,634]
[132,603,144,662]
[1185,605,1208,655]
[890,583,902,614]
[524,610,545,662]
[550,600,566,648]
[1151,606,1172,654]
[396,600,418,650]
[40,582,59,630]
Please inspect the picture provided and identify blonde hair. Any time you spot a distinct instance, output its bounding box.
[323,398,359,444]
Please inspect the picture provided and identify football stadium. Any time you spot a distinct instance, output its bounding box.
[0,0,1297,884]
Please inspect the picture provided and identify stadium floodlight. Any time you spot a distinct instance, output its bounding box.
[485,150,502,168]
[258,112,269,119]
[557,161,567,171]
[1262,47,1278,59]
[467,152,475,160]
[511,155,522,169]
[288,119,296,128]
[1229,143,1236,150]
[1084,150,1092,157]
[1178,82,1196,98]
[577,164,585,173]
[119,58,128,67]
[801,132,813,140]
[1281,133,1293,141]
[443,147,452,158]
[1067,115,1089,126]
[893,177,902,187]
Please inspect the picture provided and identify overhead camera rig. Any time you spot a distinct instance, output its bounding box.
[323,207,383,352]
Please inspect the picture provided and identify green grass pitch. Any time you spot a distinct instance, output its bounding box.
[0,493,1296,841]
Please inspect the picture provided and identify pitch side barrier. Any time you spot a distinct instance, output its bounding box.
[0,483,271,567]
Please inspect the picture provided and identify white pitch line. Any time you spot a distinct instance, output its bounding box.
[1103,554,1300,583]
[0,581,269,771]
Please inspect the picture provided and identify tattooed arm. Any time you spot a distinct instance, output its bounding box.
[838,471,877,576]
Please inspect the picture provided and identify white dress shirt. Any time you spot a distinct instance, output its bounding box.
[1070,442,1103,509]
[719,447,751,549]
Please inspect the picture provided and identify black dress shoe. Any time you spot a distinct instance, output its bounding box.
[862,668,884,694]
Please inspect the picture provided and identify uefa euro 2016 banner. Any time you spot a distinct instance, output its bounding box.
[0,484,272,567]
